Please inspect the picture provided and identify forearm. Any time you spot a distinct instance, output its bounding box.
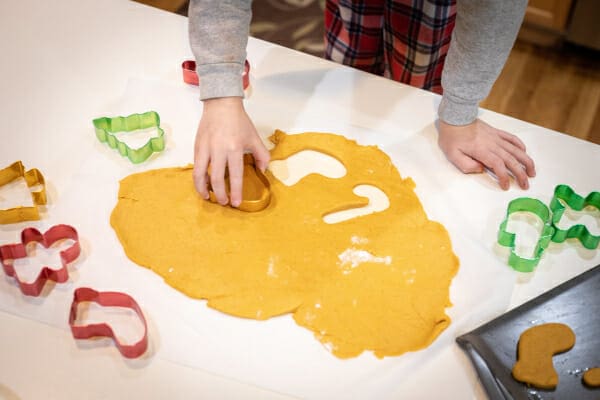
[188,0,252,100]
[438,0,527,125]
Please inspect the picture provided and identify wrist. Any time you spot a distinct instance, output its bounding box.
[438,119,476,129]
[202,97,244,112]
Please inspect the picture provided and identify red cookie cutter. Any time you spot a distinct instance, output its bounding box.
[182,59,250,89]
[0,224,80,296]
[69,287,148,359]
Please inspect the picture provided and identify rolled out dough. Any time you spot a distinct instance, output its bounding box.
[110,131,459,358]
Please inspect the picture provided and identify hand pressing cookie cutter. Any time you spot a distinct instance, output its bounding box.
[0,224,80,296]
[497,198,555,272]
[93,111,165,164]
[69,287,148,359]
[182,59,250,89]
[207,153,271,212]
[0,161,47,224]
[549,184,600,249]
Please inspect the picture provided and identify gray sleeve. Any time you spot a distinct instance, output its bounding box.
[188,0,252,100]
[438,0,527,125]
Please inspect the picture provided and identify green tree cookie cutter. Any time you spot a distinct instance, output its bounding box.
[497,197,555,272]
[550,184,600,249]
[93,111,165,163]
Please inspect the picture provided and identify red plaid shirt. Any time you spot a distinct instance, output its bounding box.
[325,0,457,94]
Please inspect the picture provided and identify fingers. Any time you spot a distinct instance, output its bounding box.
[193,149,210,200]
[497,129,527,152]
[250,138,271,172]
[227,152,244,208]
[473,142,529,190]
[446,150,485,174]
[496,128,536,178]
[494,146,530,190]
[499,138,536,178]
[479,151,511,190]
[209,152,229,205]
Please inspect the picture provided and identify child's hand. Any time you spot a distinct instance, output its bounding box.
[437,119,535,190]
[193,97,270,207]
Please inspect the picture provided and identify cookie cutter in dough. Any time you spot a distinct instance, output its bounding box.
[0,161,47,224]
[182,59,250,89]
[207,153,271,212]
[497,197,555,273]
[69,287,148,359]
[93,111,165,164]
[0,224,80,296]
[549,184,600,250]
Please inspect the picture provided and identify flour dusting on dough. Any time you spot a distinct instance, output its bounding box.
[337,248,392,274]
[267,256,279,278]
[351,236,369,244]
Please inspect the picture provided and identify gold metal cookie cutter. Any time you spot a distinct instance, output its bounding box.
[208,154,271,212]
[0,161,47,224]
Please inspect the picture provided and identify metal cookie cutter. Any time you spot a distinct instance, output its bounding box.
[0,224,80,296]
[207,153,271,212]
[497,198,555,272]
[549,184,600,249]
[69,287,148,359]
[0,161,47,224]
[182,59,250,89]
[93,111,165,164]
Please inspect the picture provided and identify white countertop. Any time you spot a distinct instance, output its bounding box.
[1,1,599,399]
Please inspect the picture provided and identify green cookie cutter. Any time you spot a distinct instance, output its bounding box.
[93,111,165,163]
[550,184,600,249]
[497,197,555,272]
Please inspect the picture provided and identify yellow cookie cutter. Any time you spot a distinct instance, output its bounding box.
[208,154,271,212]
[0,161,47,224]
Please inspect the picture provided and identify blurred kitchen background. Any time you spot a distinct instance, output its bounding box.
[137,0,599,145]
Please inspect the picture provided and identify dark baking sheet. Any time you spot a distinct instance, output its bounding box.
[456,264,600,400]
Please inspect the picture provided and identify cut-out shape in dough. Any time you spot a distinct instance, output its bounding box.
[323,184,389,224]
[271,150,388,224]
[111,130,459,359]
[269,149,346,186]
[512,323,576,389]
[583,367,600,387]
